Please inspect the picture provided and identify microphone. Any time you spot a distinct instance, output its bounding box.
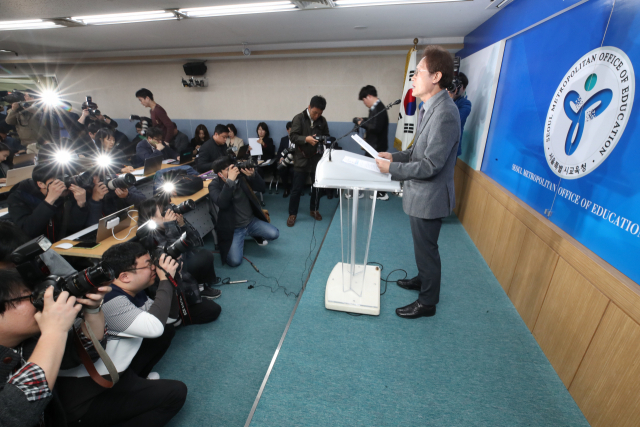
[392,99,401,105]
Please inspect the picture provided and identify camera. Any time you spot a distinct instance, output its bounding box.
[82,96,99,116]
[104,173,136,191]
[162,199,196,216]
[313,135,335,154]
[10,235,115,310]
[30,263,115,311]
[447,56,462,93]
[0,90,25,104]
[62,171,93,189]
[277,147,295,171]
[151,232,192,261]
[226,147,257,169]
[129,115,152,136]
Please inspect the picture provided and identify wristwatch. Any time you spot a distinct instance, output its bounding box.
[83,301,103,315]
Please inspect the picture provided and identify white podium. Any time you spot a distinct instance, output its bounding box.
[315,149,401,315]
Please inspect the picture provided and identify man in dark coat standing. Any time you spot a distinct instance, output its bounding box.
[376,45,461,319]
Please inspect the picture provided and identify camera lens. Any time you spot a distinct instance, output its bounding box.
[165,232,190,259]
[173,199,195,214]
[68,263,115,296]
[105,173,135,191]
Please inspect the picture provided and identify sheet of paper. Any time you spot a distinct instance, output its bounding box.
[0,184,6,187]
[342,156,386,174]
[351,134,388,160]
[162,159,177,164]
[130,170,145,175]
[247,138,263,156]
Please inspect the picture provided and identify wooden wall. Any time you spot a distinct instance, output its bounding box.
[454,160,640,427]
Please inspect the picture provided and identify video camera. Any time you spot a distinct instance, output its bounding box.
[82,96,99,116]
[129,115,152,136]
[447,56,462,93]
[10,236,115,311]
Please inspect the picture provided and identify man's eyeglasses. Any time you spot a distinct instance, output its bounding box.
[3,294,35,304]
[125,259,153,273]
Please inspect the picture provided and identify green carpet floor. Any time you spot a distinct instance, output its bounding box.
[248,196,590,427]
[155,190,339,427]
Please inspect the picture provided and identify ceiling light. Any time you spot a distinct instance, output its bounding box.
[71,10,176,25]
[179,2,297,18]
[335,0,465,7]
[0,19,63,31]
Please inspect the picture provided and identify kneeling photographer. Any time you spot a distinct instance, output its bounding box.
[208,156,279,267]
[7,164,90,242]
[137,198,222,324]
[0,248,111,427]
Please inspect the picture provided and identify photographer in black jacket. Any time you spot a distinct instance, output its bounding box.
[196,124,229,173]
[356,85,390,200]
[287,95,329,227]
[8,164,90,242]
[208,156,279,267]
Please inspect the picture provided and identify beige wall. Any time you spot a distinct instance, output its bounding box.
[51,55,405,122]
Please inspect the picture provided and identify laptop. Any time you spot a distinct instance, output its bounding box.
[143,155,163,176]
[3,165,35,186]
[73,205,135,244]
[179,150,194,164]
[12,153,36,168]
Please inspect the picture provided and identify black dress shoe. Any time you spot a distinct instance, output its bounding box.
[397,277,421,291]
[283,189,290,198]
[396,301,436,319]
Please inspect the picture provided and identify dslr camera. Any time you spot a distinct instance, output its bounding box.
[226,148,257,170]
[103,173,136,191]
[62,171,94,189]
[162,199,196,216]
[10,235,115,310]
[129,115,152,136]
[313,135,336,154]
[82,96,99,116]
[277,147,294,172]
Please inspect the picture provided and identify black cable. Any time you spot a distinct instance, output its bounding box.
[366,261,408,296]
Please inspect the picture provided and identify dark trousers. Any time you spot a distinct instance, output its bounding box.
[288,169,319,215]
[63,326,187,427]
[278,165,295,190]
[183,248,216,285]
[409,216,443,306]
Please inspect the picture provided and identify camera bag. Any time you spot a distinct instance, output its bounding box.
[154,166,203,196]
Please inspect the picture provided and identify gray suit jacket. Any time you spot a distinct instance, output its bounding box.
[389,89,460,219]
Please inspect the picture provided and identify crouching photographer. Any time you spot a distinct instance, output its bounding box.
[57,242,187,426]
[0,238,111,427]
[208,156,279,267]
[136,198,222,324]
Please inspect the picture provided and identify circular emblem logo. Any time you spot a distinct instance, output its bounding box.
[544,46,635,179]
[403,88,417,116]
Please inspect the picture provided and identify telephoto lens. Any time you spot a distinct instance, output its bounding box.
[236,159,257,169]
[105,173,136,191]
[152,232,191,262]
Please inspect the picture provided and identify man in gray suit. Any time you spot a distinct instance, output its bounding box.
[377,45,460,319]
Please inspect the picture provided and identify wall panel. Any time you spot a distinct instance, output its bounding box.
[507,230,559,330]
[489,208,526,294]
[569,303,640,427]
[474,195,505,266]
[532,258,609,387]
[458,178,488,243]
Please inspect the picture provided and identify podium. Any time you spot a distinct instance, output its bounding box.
[315,149,401,315]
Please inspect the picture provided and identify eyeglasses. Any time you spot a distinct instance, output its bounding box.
[414,68,430,75]
[125,259,153,273]
[2,293,35,306]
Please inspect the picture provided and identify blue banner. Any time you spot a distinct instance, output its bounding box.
[481,0,640,285]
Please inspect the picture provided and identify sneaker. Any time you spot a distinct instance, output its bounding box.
[253,237,268,246]
[201,287,222,299]
[147,372,160,380]
[345,191,364,199]
[377,192,389,200]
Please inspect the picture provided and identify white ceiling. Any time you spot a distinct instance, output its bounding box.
[0,0,501,61]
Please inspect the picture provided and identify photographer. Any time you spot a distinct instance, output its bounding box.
[0,269,110,427]
[85,175,145,225]
[356,85,390,201]
[0,142,11,184]
[5,91,47,148]
[287,95,329,227]
[208,156,279,267]
[0,122,26,154]
[196,124,229,173]
[448,72,471,156]
[7,164,90,242]
[136,126,178,164]
[57,242,187,426]
[276,121,295,198]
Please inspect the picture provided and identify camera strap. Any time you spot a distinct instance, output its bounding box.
[155,264,193,325]
[72,320,120,388]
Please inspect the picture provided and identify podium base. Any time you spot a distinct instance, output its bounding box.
[325,262,380,316]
